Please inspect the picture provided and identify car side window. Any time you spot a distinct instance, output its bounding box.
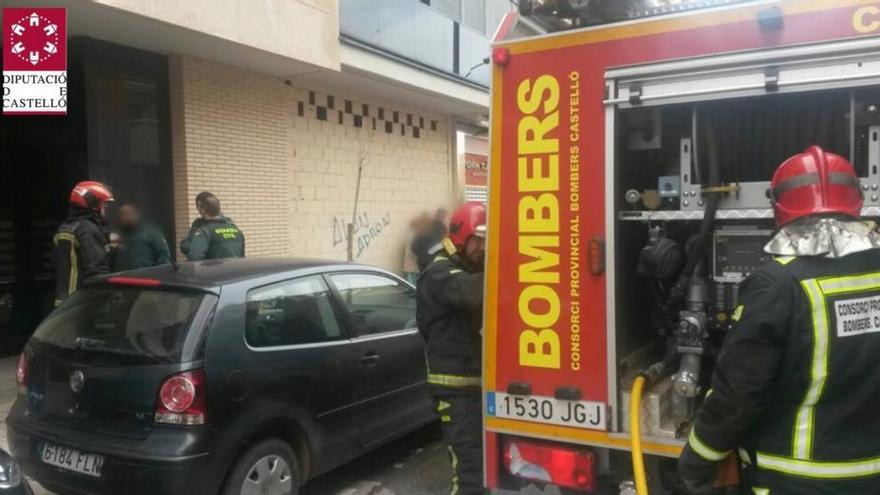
[245,276,343,347]
[329,273,416,336]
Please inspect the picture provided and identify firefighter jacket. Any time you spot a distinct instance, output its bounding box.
[416,254,484,394]
[685,248,880,493]
[111,223,171,272]
[53,209,109,304]
[181,217,245,261]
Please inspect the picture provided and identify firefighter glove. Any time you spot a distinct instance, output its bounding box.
[678,444,716,495]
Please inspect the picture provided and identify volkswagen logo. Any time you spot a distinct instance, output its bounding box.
[69,370,84,393]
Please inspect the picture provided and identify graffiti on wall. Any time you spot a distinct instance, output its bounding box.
[332,211,392,259]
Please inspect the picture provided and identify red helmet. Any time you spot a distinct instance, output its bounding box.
[69,181,114,211]
[447,202,487,249]
[769,146,862,226]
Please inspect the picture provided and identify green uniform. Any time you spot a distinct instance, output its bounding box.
[181,217,245,261]
[112,223,171,272]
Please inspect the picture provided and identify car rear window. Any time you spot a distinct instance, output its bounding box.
[32,287,216,363]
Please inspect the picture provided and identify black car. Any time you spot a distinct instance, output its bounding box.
[6,258,433,495]
[0,448,32,495]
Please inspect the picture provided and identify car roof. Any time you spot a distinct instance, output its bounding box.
[92,257,379,290]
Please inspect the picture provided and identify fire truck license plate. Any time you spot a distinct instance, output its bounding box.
[487,392,606,430]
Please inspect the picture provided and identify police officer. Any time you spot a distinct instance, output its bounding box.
[417,203,486,495]
[180,192,245,260]
[110,201,171,271]
[679,146,880,494]
[53,181,114,304]
[180,192,221,256]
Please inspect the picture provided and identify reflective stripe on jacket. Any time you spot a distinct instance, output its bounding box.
[689,248,880,491]
[416,255,483,394]
[53,211,109,304]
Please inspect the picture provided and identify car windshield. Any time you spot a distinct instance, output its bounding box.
[32,287,215,364]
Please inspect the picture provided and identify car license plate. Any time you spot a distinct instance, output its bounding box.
[40,443,104,478]
[487,392,606,430]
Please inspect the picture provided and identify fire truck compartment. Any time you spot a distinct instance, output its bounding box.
[609,36,880,444]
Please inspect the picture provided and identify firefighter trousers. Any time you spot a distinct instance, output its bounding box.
[435,394,485,495]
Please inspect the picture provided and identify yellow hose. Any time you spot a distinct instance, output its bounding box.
[630,375,649,495]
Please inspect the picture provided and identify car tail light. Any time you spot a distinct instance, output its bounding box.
[155,370,206,425]
[15,353,26,394]
[502,437,596,492]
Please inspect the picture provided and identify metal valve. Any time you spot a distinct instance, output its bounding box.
[619,480,637,495]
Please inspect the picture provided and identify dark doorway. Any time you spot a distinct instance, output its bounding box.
[0,38,173,356]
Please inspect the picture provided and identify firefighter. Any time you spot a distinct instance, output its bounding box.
[679,146,880,494]
[53,181,114,304]
[110,201,171,271]
[180,192,245,261]
[417,202,486,495]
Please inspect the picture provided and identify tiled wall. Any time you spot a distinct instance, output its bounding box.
[169,55,453,272]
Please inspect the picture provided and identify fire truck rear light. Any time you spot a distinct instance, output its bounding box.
[492,47,511,66]
[588,237,606,276]
[502,438,596,492]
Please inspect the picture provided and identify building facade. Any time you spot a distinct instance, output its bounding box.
[169,55,453,268]
[0,0,525,351]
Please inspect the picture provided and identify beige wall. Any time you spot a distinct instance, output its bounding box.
[169,55,452,273]
[93,0,340,72]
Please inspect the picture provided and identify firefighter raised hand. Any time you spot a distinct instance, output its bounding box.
[680,146,880,494]
[417,203,486,495]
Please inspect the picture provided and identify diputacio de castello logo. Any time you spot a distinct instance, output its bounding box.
[3,8,67,115]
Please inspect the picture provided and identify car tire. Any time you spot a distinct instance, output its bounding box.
[222,439,300,495]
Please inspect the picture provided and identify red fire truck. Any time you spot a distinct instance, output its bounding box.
[484,1,880,492]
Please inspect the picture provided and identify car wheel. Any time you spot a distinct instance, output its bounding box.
[223,439,299,495]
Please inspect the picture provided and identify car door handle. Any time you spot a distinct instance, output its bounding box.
[361,353,380,367]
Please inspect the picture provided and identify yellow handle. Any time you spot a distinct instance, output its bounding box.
[630,375,649,495]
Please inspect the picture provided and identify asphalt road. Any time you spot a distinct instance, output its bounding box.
[0,357,561,495]
[300,424,561,495]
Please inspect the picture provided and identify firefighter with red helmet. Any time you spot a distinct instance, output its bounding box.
[53,181,114,304]
[417,202,487,495]
[679,146,880,494]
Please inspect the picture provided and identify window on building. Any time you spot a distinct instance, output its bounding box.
[329,273,416,335]
[432,0,462,23]
[420,0,512,35]
[463,0,486,33]
[246,276,343,347]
